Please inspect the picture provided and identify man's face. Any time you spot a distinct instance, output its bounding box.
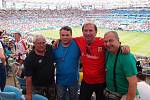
[60,29,72,45]
[82,24,97,44]
[34,38,46,53]
[9,42,14,48]
[104,32,120,53]
[14,33,21,41]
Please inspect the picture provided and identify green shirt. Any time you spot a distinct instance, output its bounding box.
[106,51,138,95]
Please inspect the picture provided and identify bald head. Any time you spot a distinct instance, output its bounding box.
[104,31,119,41]
[104,31,121,54]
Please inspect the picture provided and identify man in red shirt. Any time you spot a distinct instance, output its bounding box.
[74,22,106,100]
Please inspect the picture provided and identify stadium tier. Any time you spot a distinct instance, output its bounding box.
[1,8,149,33]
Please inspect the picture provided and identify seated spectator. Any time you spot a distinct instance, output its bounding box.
[137,72,150,100]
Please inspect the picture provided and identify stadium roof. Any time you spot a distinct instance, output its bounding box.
[1,0,150,9]
[7,0,150,4]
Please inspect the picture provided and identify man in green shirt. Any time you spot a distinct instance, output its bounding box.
[104,31,138,100]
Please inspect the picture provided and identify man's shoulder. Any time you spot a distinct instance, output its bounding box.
[120,53,134,58]
[119,53,136,65]
[27,50,35,58]
[96,37,104,42]
[18,39,24,43]
[46,44,53,50]
[71,39,78,45]
[93,37,104,46]
[73,36,84,41]
[73,37,85,46]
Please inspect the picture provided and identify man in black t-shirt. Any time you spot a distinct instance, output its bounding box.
[24,34,56,100]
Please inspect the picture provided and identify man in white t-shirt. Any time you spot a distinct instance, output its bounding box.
[13,32,28,64]
[13,32,28,78]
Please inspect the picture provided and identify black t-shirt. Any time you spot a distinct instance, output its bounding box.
[24,44,55,87]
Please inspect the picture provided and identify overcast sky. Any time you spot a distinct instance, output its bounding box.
[4,0,150,4]
[0,0,149,9]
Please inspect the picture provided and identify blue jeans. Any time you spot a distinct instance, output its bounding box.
[0,63,6,91]
[56,82,79,100]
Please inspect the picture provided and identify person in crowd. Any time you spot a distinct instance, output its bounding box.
[0,30,4,40]
[24,34,56,100]
[0,40,6,91]
[13,32,28,65]
[137,71,150,100]
[13,32,28,78]
[53,26,80,100]
[5,40,16,58]
[5,40,16,76]
[103,31,138,100]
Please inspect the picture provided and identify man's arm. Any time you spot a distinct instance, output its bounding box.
[0,52,6,65]
[126,75,137,100]
[0,45,6,65]
[26,76,32,100]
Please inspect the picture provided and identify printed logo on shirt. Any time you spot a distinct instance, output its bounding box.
[38,59,42,63]
[81,52,99,59]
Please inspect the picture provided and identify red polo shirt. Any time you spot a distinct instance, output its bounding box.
[74,37,106,84]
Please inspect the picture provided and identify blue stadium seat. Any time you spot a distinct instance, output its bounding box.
[3,85,22,100]
[0,92,17,100]
[32,94,48,100]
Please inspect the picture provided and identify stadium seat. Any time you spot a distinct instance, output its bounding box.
[32,94,48,100]
[3,85,22,100]
[0,92,17,100]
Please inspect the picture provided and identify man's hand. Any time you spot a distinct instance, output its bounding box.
[0,52,6,65]
[52,39,60,48]
[121,45,130,54]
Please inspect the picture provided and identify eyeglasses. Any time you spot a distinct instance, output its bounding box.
[83,29,94,33]
[104,39,114,44]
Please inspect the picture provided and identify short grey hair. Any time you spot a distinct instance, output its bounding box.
[104,31,119,40]
[33,34,46,43]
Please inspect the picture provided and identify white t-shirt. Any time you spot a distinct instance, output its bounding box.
[15,39,27,60]
[137,81,150,100]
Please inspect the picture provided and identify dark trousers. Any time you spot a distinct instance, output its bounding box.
[79,81,106,100]
[0,63,6,91]
[32,84,56,100]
